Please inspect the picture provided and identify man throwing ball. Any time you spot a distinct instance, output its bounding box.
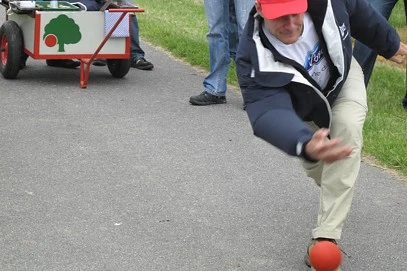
[235,0,407,269]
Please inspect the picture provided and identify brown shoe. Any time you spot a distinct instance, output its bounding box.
[305,238,342,271]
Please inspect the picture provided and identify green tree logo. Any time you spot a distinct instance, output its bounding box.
[43,14,81,52]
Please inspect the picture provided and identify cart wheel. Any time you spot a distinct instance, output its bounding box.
[0,21,23,79]
[107,59,131,78]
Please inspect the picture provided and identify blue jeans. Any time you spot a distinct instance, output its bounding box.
[352,0,406,86]
[228,0,239,61]
[203,0,254,96]
[130,14,145,62]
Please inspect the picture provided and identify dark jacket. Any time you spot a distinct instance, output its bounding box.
[235,0,400,158]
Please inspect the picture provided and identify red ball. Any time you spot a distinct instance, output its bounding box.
[309,241,342,271]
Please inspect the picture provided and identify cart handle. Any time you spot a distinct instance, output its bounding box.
[107,8,144,12]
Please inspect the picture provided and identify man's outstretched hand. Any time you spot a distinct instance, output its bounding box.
[305,128,353,163]
[389,41,407,64]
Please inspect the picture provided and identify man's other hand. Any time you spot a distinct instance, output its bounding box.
[305,128,353,163]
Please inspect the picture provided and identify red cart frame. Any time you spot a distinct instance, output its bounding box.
[0,0,144,88]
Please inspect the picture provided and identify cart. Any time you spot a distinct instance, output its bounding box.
[0,0,144,88]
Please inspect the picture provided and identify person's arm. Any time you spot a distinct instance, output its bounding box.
[348,0,400,59]
[244,92,353,163]
[345,0,400,59]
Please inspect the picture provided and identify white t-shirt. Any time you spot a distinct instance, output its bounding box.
[263,13,330,90]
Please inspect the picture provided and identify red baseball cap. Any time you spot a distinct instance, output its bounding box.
[258,0,308,19]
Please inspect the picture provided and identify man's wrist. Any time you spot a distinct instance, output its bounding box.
[296,140,318,162]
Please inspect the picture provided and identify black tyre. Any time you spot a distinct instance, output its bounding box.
[0,21,23,79]
[107,59,131,78]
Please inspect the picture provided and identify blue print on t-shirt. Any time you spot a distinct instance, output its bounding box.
[304,42,324,71]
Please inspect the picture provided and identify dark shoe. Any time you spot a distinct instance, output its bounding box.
[189,91,226,106]
[46,59,80,69]
[131,58,154,70]
[92,59,107,66]
[20,54,28,69]
[19,61,26,70]
[305,238,342,271]
[402,95,407,109]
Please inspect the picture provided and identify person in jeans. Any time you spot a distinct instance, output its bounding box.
[353,0,407,107]
[129,10,153,70]
[44,0,153,70]
[189,0,254,105]
[235,0,407,269]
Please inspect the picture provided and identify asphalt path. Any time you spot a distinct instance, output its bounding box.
[1,35,407,270]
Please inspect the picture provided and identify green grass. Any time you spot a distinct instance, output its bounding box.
[137,0,407,178]
[364,63,407,174]
[136,0,237,85]
[389,0,406,27]
[136,0,208,67]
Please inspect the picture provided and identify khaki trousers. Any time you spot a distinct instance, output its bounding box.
[302,58,368,240]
